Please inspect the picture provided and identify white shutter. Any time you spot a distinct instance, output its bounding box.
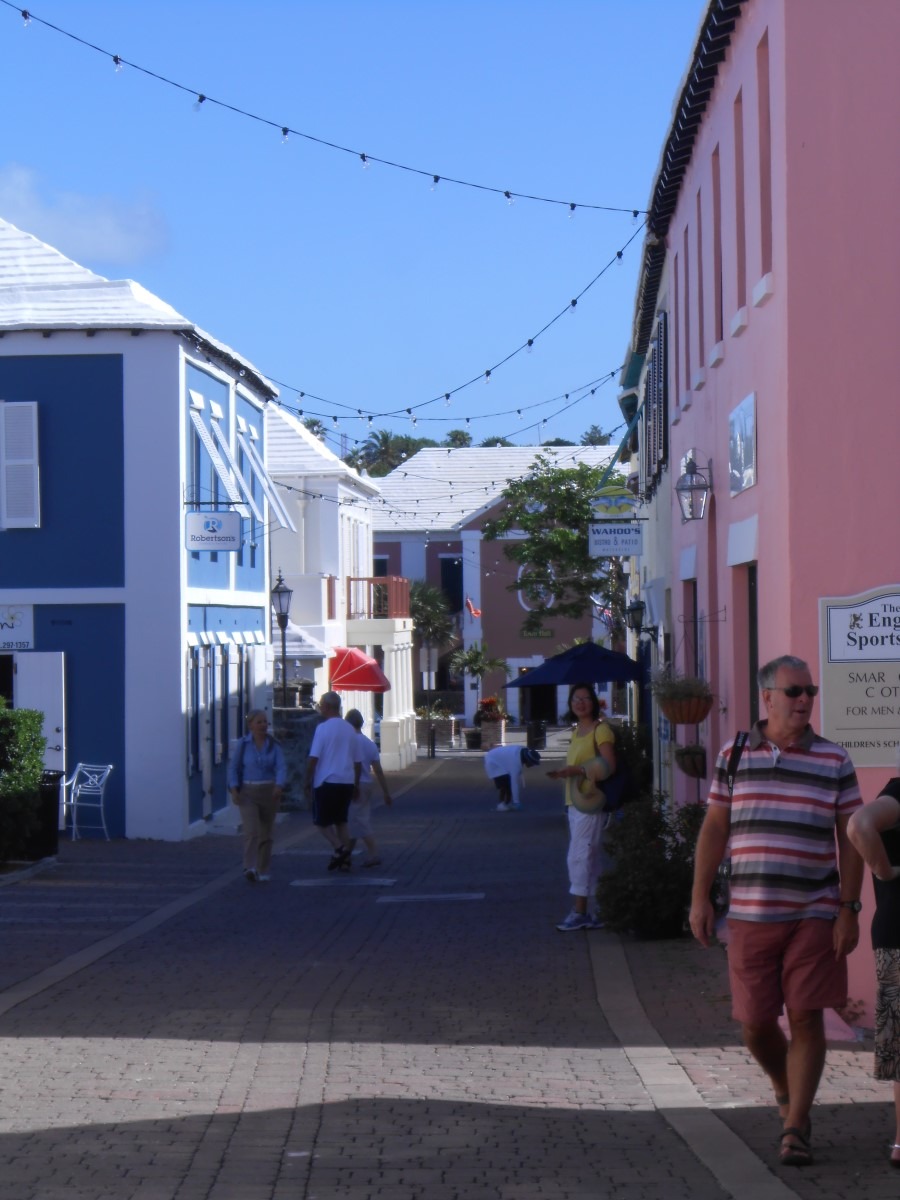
[188,410,249,517]
[210,421,265,522]
[237,432,297,532]
[0,401,41,529]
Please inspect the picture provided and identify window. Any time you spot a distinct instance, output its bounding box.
[0,400,40,529]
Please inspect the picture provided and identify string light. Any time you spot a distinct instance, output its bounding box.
[431,175,440,191]
[281,127,289,143]
[112,53,122,72]
[2,1,647,218]
[194,94,206,111]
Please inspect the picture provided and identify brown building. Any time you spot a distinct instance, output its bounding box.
[374,446,617,724]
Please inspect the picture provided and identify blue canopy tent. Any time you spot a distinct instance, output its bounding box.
[504,641,643,689]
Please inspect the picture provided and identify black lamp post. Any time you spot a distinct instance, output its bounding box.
[270,570,293,708]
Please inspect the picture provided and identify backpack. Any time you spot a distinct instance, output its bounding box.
[600,721,634,813]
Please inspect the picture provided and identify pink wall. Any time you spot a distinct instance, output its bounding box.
[657,0,900,1018]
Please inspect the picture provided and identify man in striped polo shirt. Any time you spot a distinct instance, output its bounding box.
[690,655,863,1168]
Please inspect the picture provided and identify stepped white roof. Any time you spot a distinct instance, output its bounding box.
[0,217,274,395]
[374,445,617,532]
[265,403,379,496]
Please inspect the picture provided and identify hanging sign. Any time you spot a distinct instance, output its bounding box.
[589,486,643,556]
[185,511,242,552]
[0,604,33,650]
[819,586,900,767]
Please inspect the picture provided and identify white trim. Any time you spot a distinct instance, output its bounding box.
[752,272,774,308]
[209,420,265,522]
[691,367,706,392]
[726,515,759,566]
[188,389,205,410]
[237,431,297,532]
[708,341,725,367]
[729,307,748,337]
[679,545,697,581]
[188,410,249,516]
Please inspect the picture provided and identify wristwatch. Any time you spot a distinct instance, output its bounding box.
[839,900,862,912]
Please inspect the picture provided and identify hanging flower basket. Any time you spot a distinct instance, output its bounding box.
[658,695,714,725]
[674,744,707,779]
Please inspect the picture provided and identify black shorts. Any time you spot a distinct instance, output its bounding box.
[313,782,354,827]
[492,774,512,793]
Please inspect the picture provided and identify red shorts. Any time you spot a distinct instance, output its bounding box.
[726,917,847,1025]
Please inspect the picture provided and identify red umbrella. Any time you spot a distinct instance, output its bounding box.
[329,646,391,692]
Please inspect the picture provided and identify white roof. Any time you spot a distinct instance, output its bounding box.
[265,404,379,496]
[373,445,618,532]
[0,217,274,395]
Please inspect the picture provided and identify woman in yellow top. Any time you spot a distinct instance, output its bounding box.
[547,682,616,931]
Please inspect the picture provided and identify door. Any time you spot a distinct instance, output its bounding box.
[12,651,66,771]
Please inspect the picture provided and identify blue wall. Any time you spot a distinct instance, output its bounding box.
[0,355,124,587]
[34,604,126,838]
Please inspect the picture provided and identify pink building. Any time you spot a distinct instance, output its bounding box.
[621,0,900,1014]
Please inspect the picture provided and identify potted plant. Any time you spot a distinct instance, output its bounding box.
[650,666,714,725]
[596,794,707,939]
[674,744,707,779]
[474,696,507,748]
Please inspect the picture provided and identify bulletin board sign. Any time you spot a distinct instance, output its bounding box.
[819,586,900,767]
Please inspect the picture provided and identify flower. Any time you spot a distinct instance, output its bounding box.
[474,696,505,724]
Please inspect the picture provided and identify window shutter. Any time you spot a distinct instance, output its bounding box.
[0,401,41,529]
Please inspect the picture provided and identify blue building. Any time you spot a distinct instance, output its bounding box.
[0,218,292,839]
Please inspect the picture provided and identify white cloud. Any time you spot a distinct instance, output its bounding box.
[0,164,169,267]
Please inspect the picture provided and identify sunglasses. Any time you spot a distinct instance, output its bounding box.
[769,685,819,698]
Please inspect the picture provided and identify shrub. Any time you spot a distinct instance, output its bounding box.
[597,793,706,938]
[0,699,47,861]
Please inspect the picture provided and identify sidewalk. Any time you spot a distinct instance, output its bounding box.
[0,751,892,1200]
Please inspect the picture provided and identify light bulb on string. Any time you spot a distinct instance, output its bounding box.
[431,175,440,191]
[21,9,31,27]
[360,153,370,170]
[444,393,451,406]
[526,339,534,354]
[616,250,624,265]
[568,203,577,219]
[484,370,491,384]
[194,94,206,112]
[281,127,289,143]
[504,191,515,207]
[569,299,578,313]
[632,210,640,225]
[112,54,123,73]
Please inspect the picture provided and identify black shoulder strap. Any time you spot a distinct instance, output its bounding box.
[726,731,749,797]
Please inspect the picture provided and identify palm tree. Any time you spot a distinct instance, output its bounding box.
[444,429,473,448]
[448,641,509,704]
[410,582,456,709]
[304,418,327,441]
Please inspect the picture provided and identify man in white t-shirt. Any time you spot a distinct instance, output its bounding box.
[484,745,541,811]
[303,691,363,871]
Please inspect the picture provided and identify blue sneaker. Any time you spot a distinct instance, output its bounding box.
[556,910,591,932]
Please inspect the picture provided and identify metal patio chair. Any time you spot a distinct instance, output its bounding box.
[63,763,114,840]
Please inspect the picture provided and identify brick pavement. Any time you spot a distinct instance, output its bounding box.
[0,745,893,1199]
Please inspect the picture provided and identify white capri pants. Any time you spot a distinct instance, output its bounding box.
[566,807,612,898]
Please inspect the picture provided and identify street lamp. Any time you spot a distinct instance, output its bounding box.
[624,597,659,641]
[270,570,293,708]
[674,458,713,522]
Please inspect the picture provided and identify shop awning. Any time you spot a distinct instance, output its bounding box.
[329,646,391,693]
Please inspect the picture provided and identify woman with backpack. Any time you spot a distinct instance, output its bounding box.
[228,710,287,883]
[547,681,616,931]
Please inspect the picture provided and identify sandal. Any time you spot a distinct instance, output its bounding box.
[779,1126,813,1167]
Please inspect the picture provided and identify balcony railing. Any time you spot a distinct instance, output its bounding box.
[347,576,410,620]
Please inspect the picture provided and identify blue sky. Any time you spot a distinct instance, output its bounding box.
[0,0,705,455]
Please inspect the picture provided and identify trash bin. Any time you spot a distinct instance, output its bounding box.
[24,769,65,860]
[526,720,547,750]
[464,729,482,750]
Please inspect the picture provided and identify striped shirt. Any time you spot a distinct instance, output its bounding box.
[708,722,862,922]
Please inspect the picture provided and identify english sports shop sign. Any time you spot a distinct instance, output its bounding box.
[819,587,900,767]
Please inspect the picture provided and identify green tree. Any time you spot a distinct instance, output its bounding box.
[361,430,438,476]
[443,429,473,448]
[448,641,509,703]
[304,418,327,441]
[482,453,626,635]
[480,435,513,447]
[542,436,576,446]
[410,581,455,656]
[580,424,611,446]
